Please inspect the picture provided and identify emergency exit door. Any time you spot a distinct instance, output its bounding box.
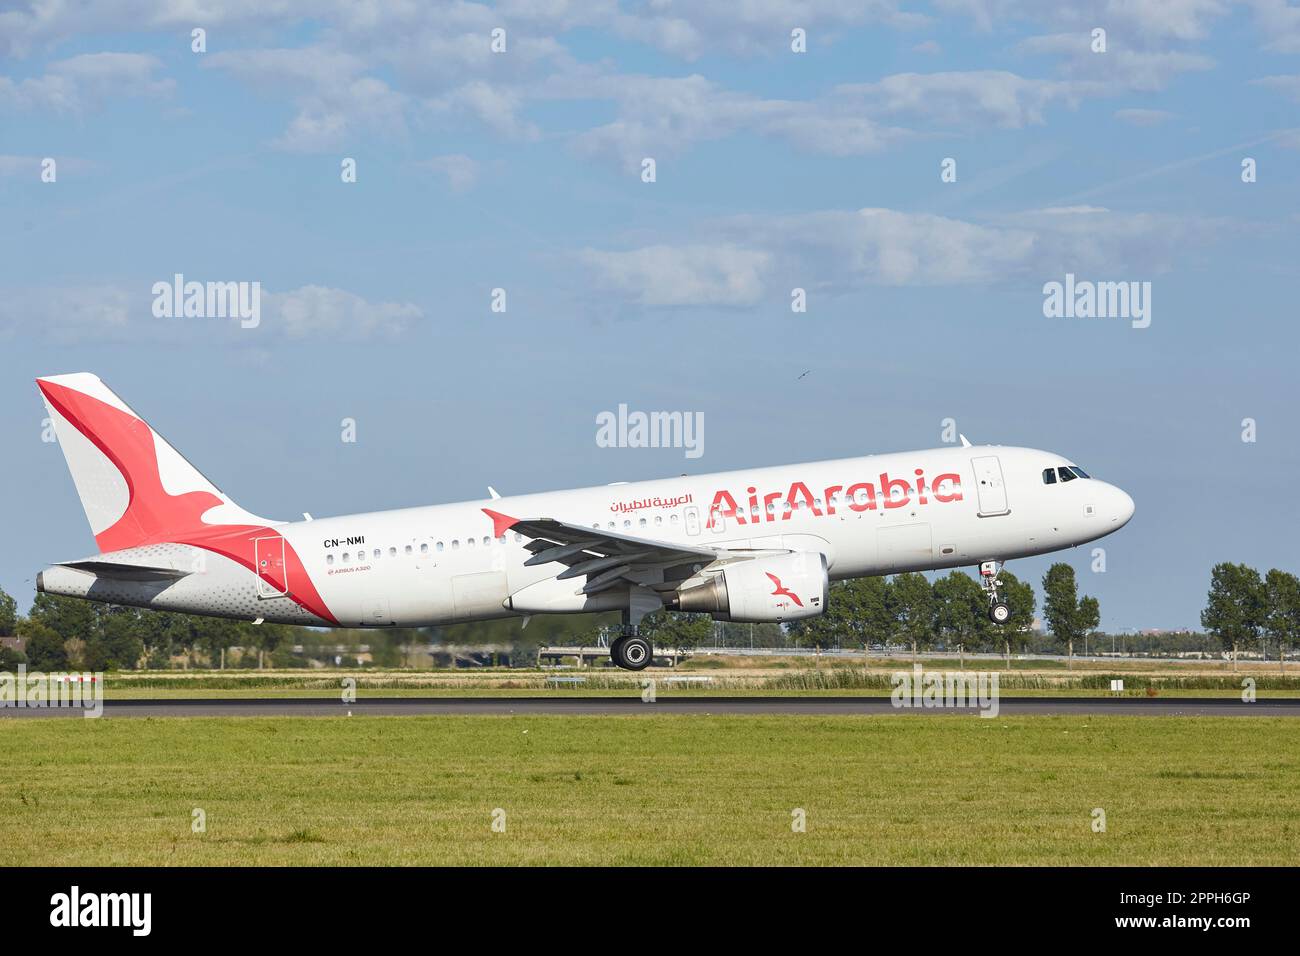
[971,456,1010,517]
[255,536,289,598]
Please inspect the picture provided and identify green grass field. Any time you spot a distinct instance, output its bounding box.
[98,686,1289,698]
[92,660,1300,698]
[3,715,1298,865]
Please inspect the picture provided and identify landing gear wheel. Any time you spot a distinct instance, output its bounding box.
[612,635,653,671]
[978,560,1010,624]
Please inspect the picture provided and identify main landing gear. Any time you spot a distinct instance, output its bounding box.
[610,626,653,671]
[979,560,1011,624]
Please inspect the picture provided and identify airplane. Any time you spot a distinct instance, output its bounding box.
[34,373,1135,670]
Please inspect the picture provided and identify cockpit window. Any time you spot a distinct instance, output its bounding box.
[1069,465,1090,479]
[1042,468,1057,485]
[1058,467,1077,482]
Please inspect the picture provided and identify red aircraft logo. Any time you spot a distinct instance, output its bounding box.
[766,572,804,608]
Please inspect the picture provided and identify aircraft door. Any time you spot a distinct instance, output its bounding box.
[254,536,288,598]
[971,456,1010,516]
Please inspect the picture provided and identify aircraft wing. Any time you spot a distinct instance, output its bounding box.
[482,508,726,595]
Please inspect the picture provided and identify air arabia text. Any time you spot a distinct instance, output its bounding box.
[706,468,962,527]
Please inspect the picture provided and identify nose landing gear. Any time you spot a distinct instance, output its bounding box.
[979,560,1011,624]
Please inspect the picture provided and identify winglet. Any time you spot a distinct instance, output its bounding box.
[487,486,501,500]
[482,508,518,538]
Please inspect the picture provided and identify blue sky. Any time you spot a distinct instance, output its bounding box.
[2,1,1298,630]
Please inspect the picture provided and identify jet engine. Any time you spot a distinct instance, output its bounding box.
[668,552,828,623]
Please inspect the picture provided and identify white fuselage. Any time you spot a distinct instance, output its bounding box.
[244,443,1132,627]
[39,442,1134,628]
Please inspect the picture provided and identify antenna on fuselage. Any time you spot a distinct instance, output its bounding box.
[959,434,972,447]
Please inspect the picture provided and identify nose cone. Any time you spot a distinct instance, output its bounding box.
[1109,485,1135,528]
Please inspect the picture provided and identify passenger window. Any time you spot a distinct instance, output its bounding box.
[1043,468,1057,485]
[374,549,381,559]
[467,537,475,548]
[639,518,646,527]
[357,551,365,562]
[452,540,459,550]
[388,547,396,558]
[482,537,490,547]
[514,533,522,543]
[436,541,444,552]
[670,514,679,524]
[342,553,350,564]
[420,543,428,554]
[1059,467,1076,482]
[326,554,334,566]
[404,545,412,555]
[655,516,662,526]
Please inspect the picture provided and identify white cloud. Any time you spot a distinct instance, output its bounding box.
[839,71,1080,128]
[564,72,906,170]
[428,81,539,141]
[205,48,406,151]
[0,0,319,56]
[1249,0,1300,54]
[604,1,928,59]
[1253,74,1300,101]
[579,204,1230,306]
[0,282,422,342]
[580,244,771,306]
[418,154,480,193]
[749,208,1039,287]
[0,285,136,344]
[935,0,1230,43]
[0,0,927,62]
[0,0,1247,169]
[1018,33,1215,92]
[0,53,173,113]
[262,286,423,339]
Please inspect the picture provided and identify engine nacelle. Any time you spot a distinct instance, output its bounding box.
[669,552,828,623]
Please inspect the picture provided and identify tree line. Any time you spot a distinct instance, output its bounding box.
[0,560,1296,669]
[785,565,1071,656]
[1201,563,1300,661]
[0,589,625,671]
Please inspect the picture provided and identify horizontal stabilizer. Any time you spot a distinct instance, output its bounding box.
[56,559,192,582]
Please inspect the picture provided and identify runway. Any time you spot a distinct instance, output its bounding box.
[3,696,1298,718]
